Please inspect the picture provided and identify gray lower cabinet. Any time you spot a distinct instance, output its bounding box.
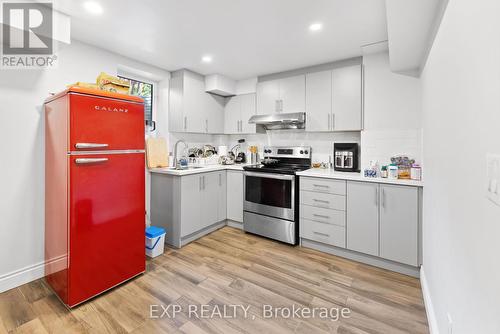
[379,184,418,266]
[226,170,243,222]
[346,181,379,256]
[300,177,421,270]
[180,174,202,236]
[151,170,227,248]
[346,180,419,266]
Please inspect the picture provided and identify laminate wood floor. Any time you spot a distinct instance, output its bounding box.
[0,227,428,333]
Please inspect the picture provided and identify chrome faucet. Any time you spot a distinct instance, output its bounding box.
[173,139,188,169]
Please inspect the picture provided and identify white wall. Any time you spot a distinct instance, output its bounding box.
[420,0,500,333]
[0,40,169,292]
[361,52,422,169]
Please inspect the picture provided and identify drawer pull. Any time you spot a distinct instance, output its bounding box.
[313,184,329,188]
[313,214,330,219]
[313,199,330,204]
[313,231,329,237]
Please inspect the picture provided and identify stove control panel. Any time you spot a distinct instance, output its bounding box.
[263,146,311,159]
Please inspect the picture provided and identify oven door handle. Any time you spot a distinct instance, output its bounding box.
[244,171,295,181]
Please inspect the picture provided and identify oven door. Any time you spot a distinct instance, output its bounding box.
[244,171,295,221]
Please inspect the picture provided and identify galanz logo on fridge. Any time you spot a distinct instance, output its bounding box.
[94,106,128,113]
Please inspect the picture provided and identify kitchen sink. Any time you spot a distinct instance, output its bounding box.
[164,166,205,170]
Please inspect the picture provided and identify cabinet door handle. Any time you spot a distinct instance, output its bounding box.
[328,114,331,130]
[205,119,208,133]
[199,176,202,191]
[313,214,330,219]
[381,188,386,208]
[332,113,335,130]
[375,186,379,206]
[313,199,329,204]
[313,231,329,237]
[203,176,206,190]
[184,116,187,130]
[313,184,329,188]
[219,173,222,186]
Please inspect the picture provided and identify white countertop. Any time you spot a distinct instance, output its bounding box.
[149,163,249,176]
[296,168,424,187]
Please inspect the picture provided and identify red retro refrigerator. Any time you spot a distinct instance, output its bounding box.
[44,86,146,307]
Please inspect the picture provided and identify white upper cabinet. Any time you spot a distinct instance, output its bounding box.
[224,95,241,134]
[256,80,280,114]
[240,93,257,133]
[304,64,363,132]
[332,65,363,131]
[305,70,332,132]
[169,69,225,134]
[223,93,256,134]
[279,75,305,113]
[256,75,305,114]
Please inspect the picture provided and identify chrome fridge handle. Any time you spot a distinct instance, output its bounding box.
[75,143,109,149]
[75,158,108,164]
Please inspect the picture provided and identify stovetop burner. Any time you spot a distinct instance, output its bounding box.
[243,146,312,175]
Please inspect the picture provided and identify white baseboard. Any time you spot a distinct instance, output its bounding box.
[420,265,439,334]
[0,255,66,293]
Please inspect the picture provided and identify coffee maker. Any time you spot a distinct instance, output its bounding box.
[334,143,359,172]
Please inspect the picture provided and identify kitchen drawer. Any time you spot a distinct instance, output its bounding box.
[300,219,346,248]
[300,205,345,227]
[300,190,346,211]
[300,177,346,195]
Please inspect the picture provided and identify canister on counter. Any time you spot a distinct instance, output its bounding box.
[388,164,398,179]
[411,164,422,181]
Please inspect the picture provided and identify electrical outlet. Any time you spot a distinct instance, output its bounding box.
[447,313,453,334]
[487,154,500,206]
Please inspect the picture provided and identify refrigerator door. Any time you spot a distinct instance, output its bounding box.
[68,152,145,307]
[69,93,145,151]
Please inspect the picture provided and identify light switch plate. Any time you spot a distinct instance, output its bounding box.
[487,154,500,206]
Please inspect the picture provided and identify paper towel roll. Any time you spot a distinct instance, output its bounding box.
[218,145,228,156]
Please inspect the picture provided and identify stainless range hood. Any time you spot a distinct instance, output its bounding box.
[248,112,306,130]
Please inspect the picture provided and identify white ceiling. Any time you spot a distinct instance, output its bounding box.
[55,0,388,80]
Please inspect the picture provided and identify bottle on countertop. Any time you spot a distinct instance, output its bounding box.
[381,165,388,178]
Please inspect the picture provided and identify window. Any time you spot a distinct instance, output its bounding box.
[118,76,154,123]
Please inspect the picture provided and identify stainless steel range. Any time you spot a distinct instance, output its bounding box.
[242,146,311,245]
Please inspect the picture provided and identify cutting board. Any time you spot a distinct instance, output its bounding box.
[146,137,169,168]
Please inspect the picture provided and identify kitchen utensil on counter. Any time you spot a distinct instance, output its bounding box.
[261,158,279,166]
[220,156,235,165]
[203,145,216,157]
[146,137,169,168]
[248,145,259,164]
[235,152,246,163]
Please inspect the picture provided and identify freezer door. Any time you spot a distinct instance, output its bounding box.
[69,93,145,151]
[68,152,145,307]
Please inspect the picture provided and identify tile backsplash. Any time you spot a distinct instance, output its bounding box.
[215,130,360,164]
[360,129,423,169]
[166,129,422,170]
